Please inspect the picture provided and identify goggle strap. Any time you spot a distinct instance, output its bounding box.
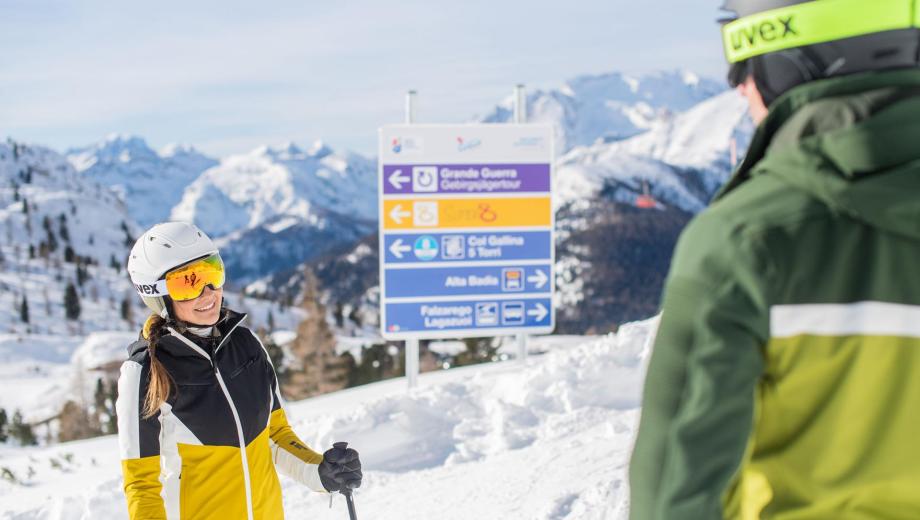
[134,280,169,299]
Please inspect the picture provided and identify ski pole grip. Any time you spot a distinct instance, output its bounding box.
[332,442,356,495]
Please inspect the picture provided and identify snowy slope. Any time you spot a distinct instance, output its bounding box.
[170,141,376,238]
[0,317,659,520]
[481,70,724,153]
[555,89,753,213]
[67,135,217,228]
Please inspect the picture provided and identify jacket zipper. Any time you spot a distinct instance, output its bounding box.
[168,318,255,520]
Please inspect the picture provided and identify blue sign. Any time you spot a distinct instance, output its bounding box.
[384,298,552,334]
[385,264,552,298]
[379,124,555,339]
[383,231,552,264]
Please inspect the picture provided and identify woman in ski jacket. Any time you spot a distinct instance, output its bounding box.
[116,222,362,520]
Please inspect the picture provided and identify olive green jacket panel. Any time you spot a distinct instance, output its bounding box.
[630,70,920,520]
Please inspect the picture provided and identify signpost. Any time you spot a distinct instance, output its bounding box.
[378,122,555,387]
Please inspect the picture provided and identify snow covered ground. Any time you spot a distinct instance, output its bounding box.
[0,317,659,520]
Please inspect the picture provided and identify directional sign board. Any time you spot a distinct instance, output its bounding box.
[378,124,554,340]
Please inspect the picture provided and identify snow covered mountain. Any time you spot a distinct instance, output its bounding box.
[170,141,377,283]
[0,139,306,428]
[171,141,376,236]
[481,70,725,152]
[555,89,753,213]
[1,139,136,270]
[67,134,217,228]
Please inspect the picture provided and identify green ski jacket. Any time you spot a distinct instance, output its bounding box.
[629,70,920,520]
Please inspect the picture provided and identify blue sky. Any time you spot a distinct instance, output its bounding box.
[0,0,727,157]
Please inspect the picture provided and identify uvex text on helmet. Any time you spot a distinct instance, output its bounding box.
[719,0,920,104]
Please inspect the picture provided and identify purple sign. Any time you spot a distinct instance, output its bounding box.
[382,164,550,195]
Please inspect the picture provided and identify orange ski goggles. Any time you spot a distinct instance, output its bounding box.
[162,254,226,301]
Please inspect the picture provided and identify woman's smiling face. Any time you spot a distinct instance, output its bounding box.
[173,285,223,326]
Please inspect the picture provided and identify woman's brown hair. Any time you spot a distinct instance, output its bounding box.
[141,314,174,419]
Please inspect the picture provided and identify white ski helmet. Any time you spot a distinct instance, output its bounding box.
[127,222,219,318]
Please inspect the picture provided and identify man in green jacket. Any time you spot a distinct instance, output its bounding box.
[629,1,920,518]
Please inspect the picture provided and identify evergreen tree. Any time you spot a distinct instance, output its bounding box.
[93,378,116,434]
[0,408,8,442]
[64,282,81,320]
[64,245,76,263]
[21,199,28,214]
[9,410,37,446]
[76,263,90,286]
[57,401,100,442]
[58,214,70,243]
[19,295,28,324]
[284,269,351,399]
[42,216,57,253]
[94,378,106,413]
[109,254,121,273]
[105,380,118,434]
[120,296,133,326]
[120,221,134,247]
[28,244,34,259]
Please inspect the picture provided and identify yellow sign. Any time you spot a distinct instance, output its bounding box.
[383,197,551,230]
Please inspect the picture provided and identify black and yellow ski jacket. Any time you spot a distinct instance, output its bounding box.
[630,70,920,519]
[116,310,326,520]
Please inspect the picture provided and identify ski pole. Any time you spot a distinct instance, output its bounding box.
[333,442,358,520]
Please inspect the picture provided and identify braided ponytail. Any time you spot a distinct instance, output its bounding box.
[142,314,174,419]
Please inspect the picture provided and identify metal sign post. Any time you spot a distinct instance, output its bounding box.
[513,85,529,363]
[404,89,419,388]
[379,88,554,389]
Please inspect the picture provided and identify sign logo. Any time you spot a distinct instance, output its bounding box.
[413,201,439,227]
[502,301,525,325]
[413,235,439,261]
[502,268,524,292]
[513,136,545,148]
[457,136,482,152]
[412,166,439,193]
[441,235,465,260]
[391,136,423,154]
[475,302,499,326]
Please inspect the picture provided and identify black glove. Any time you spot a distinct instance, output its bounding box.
[318,442,362,492]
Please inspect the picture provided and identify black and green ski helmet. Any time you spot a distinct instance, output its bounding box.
[720,0,920,104]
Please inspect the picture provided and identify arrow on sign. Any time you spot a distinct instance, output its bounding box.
[390,204,411,225]
[389,239,412,259]
[527,303,549,322]
[389,169,409,190]
[527,269,549,289]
